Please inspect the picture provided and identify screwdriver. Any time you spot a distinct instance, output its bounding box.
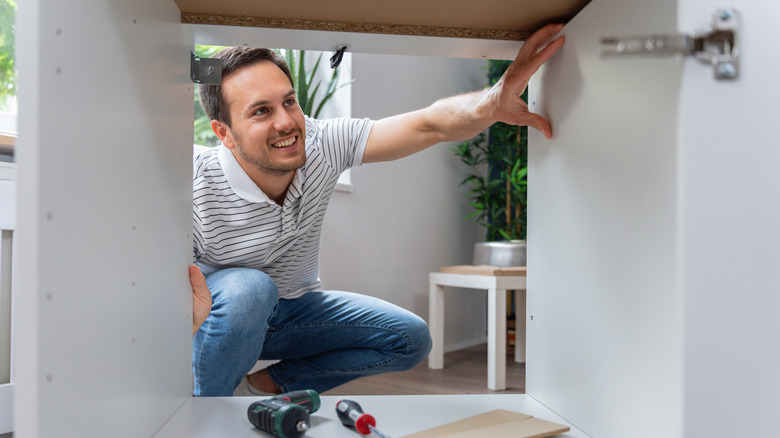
[335,399,392,438]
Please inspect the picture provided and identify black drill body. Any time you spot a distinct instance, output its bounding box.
[247,390,321,438]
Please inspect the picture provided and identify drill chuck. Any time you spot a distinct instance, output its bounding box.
[247,390,321,438]
[248,399,309,438]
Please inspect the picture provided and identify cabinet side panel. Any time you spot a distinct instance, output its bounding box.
[527,0,683,437]
[16,0,193,436]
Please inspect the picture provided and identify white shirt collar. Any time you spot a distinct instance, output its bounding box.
[218,144,302,205]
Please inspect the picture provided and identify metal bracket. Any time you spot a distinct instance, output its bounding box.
[601,8,739,80]
[330,45,349,69]
[190,52,221,85]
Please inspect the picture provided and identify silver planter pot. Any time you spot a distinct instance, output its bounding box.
[473,240,527,267]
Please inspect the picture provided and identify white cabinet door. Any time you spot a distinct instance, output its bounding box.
[678,0,780,437]
[528,0,780,436]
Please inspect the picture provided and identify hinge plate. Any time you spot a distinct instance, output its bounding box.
[601,8,739,80]
[190,52,221,85]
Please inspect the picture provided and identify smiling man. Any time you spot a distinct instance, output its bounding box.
[190,24,565,397]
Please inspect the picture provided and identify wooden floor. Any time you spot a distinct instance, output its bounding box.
[323,343,525,396]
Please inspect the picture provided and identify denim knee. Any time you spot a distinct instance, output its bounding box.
[205,268,279,334]
[400,314,433,370]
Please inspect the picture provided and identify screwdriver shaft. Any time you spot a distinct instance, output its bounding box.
[368,424,392,438]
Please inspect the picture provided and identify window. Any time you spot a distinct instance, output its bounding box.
[0,0,16,164]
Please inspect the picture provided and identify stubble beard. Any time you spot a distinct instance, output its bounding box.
[234,130,306,177]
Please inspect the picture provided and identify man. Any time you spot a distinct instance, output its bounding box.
[190,24,565,397]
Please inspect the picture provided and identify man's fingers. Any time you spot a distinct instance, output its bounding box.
[529,114,552,140]
[505,112,553,139]
[190,265,212,336]
[527,23,566,49]
[520,34,565,78]
[189,265,210,298]
[523,113,553,139]
[514,23,565,64]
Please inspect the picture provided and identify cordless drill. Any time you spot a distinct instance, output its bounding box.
[247,389,321,438]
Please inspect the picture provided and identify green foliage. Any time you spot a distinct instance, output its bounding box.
[452,60,528,242]
[283,49,355,119]
[0,0,16,112]
[192,46,353,146]
[193,46,227,146]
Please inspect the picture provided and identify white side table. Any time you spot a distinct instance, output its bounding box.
[428,266,527,391]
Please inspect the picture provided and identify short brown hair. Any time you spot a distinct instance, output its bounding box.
[199,48,294,127]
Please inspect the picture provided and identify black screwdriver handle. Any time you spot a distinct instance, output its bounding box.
[336,399,376,435]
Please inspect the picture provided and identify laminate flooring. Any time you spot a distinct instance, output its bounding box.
[323,343,525,396]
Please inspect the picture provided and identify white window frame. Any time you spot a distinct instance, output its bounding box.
[0,110,16,435]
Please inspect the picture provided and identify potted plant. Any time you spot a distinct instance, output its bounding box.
[452,60,528,267]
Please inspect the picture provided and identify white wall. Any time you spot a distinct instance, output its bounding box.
[319,53,490,350]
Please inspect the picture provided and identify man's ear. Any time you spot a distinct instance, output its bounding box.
[211,120,235,149]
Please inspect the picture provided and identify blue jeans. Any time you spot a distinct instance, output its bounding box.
[192,268,432,396]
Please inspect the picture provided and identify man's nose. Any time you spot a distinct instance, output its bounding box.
[273,108,295,132]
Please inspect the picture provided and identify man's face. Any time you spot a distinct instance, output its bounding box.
[215,61,306,177]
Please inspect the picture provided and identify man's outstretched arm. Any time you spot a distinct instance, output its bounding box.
[362,23,565,164]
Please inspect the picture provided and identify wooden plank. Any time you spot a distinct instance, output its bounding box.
[440,265,527,276]
[0,133,14,146]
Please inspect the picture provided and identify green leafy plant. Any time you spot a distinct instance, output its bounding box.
[192,47,354,146]
[0,0,16,112]
[283,49,355,119]
[452,60,528,242]
[193,45,227,146]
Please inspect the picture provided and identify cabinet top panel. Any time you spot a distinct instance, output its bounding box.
[175,0,591,41]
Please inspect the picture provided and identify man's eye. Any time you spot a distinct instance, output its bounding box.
[284,98,297,106]
[254,107,268,115]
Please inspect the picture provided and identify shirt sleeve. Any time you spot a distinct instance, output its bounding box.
[311,117,374,174]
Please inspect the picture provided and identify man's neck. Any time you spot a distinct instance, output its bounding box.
[253,171,294,206]
[232,151,295,206]
[247,169,295,205]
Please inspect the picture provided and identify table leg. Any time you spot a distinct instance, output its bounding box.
[515,289,526,363]
[487,288,506,390]
[428,281,444,369]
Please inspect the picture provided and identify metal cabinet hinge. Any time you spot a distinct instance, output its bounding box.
[601,8,739,80]
[190,52,221,85]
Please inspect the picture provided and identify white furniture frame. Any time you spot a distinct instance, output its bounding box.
[0,165,15,434]
[429,271,526,391]
[17,0,780,436]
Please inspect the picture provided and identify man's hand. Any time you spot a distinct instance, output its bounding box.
[490,23,566,139]
[363,23,565,163]
[190,265,212,336]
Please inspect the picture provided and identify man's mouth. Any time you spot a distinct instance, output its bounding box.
[271,136,297,149]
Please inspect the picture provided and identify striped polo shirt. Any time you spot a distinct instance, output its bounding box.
[192,116,374,299]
